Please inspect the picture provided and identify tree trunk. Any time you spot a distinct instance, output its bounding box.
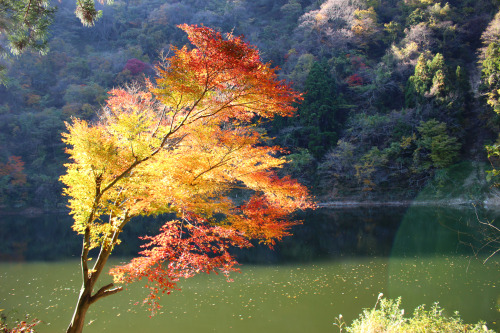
[66,286,92,333]
[66,215,128,332]
[66,236,124,333]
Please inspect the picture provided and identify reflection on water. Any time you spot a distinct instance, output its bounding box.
[0,206,499,332]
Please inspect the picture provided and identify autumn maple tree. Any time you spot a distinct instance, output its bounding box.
[61,24,313,333]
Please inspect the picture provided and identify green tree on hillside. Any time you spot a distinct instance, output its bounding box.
[295,61,346,158]
[481,41,500,112]
[405,52,449,107]
[413,119,461,171]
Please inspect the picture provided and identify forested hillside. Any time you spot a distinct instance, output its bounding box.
[1,0,500,210]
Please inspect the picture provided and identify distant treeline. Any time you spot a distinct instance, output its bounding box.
[1,0,500,209]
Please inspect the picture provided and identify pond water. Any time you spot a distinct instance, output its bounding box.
[0,206,499,332]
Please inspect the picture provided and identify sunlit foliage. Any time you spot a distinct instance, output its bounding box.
[61,24,313,332]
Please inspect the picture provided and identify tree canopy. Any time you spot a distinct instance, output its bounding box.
[61,24,313,333]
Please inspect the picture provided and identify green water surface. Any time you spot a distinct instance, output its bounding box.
[0,206,498,332]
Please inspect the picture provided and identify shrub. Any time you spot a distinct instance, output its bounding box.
[0,312,40,333]
[335,294,494,333]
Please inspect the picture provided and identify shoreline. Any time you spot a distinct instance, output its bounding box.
[1,198,498,217]
[317,198,487,208]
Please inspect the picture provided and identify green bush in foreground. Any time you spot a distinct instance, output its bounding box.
[335,294,495,333]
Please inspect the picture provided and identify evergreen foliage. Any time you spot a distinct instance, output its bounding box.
[414,119,461,170]
[0,0,112,85]
[482,41,500,112]
[291,61,346,158]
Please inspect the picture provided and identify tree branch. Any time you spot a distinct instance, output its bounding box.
[191,146,243,183]
[151,106,167,139]
[81,226,90,285]
[24,0,33,22]
[90,283,123,304]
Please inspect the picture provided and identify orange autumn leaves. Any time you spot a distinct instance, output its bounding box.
[61,24,313,311]
[0,156,26,186]
[109,216,253,312]
[153,24,300,122]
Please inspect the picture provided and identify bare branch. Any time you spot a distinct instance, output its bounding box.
[90,283,123,304]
